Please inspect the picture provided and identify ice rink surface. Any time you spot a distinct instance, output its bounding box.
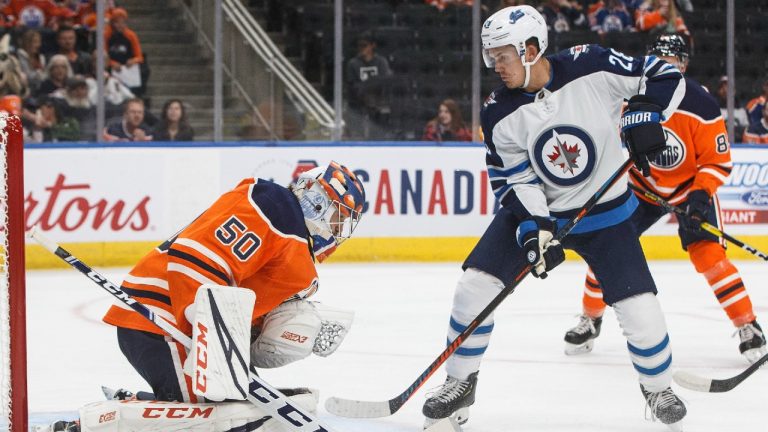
[25,260,768,431]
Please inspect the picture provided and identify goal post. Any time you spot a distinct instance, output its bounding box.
[1,114,27,432]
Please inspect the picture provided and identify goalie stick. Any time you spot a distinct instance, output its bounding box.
[28,226,343,432]
[325,158,635,418]
[628,183,768,261]
[673,352,768,393]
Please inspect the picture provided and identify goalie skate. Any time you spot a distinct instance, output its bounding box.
[564,315,602,355]
[422,372,478,429]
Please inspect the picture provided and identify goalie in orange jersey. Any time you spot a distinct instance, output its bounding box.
[99,161,366,404]
[563,34,767,363]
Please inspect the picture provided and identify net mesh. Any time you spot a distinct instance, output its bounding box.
[0,113,12,431]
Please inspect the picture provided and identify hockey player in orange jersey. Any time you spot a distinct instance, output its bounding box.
[563,34,767,363]
[99,160,366,404]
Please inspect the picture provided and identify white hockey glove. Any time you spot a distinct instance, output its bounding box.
[250,300,354,368]
[516,216,565,279]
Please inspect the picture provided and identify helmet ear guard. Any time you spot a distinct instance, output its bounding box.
[290,161,366,263]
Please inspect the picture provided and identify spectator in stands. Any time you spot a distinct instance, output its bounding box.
[425,0,473,11]
[53,76,96,141]
[346,33,393,138]
[34,54,72,99]
[153,99,194,142]
[744,104,768,144]
[635,0,688,35]
[422,99,472,142]
[23,96,80,142]
[538,0,587,33]
[16,29,47,95]
[2,0,73,30]
[103,97,152,142]
[591,0,634,33]
[52,26,92,76]
[715,76,749,142]
[745,79,768,127]
[105,8,147,96]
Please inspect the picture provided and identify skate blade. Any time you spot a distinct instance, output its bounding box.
[565,340,594,355]
[424,407,469,430]
[423,417,462,432]
[665,419,684,432]
[743,346,768,364]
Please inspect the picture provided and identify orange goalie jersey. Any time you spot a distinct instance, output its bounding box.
[630,77,732,205]
[103,178,318,336]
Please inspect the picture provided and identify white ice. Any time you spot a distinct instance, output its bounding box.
[24,260,768,431]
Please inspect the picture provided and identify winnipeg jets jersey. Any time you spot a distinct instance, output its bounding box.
[482,44,685,232]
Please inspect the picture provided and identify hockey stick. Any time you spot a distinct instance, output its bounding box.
[325,158,635,418]
[28,226,342,432]
[673,352,768,392]
[628,184,768,261]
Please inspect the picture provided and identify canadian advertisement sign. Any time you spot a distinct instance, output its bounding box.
[19,144,768,244]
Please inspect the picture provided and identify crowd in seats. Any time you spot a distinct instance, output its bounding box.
[253,0,766,143]
[0,0,193,143]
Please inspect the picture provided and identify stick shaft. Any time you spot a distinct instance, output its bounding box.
[628,184,768,261]
[387,159,635,412]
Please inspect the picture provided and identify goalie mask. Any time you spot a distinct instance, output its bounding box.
[481,5,548,88]
[290,161,365,263]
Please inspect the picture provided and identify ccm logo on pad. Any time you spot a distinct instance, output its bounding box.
[142,407,215,419]
[98,411,116,423]
[281,331,309,344]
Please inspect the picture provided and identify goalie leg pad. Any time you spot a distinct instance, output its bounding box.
[251,300,322,368]
[185,285,256,402]
[78,392,319,432]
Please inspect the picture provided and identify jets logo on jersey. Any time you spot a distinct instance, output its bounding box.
[483,91,497,108]
[650,128,685,170]
[533,126,596,186]
[569,45,589,61]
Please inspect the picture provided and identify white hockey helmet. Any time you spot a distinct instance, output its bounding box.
[481,5,548,88]
[289,161,365,263]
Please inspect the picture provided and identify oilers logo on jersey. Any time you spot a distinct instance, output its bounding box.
[533,125,597,186]
[650,128,686,170]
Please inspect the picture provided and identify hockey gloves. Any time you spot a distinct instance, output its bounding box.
[517,216,565,279]
[621,95,667,177]
[680,189,711,232]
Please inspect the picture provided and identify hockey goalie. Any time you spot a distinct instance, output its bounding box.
[43,161,365,432]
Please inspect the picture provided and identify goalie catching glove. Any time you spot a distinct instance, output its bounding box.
[516,216,565,279]
[621,95,667,177]
[250,300,354,368]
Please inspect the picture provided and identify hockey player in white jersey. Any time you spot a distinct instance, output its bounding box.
[422,5,687,431]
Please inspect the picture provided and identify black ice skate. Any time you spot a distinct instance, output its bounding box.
[736,320,768,364]
[564,315,602,355]
[641,385,686,432]
[422,372,478,429]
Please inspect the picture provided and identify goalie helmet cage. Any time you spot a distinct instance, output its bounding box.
[0,115,27,432]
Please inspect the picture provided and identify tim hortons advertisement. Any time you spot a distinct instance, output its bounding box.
[21,144,768,244]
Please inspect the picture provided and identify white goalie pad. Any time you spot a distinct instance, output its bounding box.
[186,285,256,402]
[77,391,319,432]
[251,301,354,368]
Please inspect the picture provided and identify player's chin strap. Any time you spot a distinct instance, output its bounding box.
[28,226,346,432]
[520,49,544,89]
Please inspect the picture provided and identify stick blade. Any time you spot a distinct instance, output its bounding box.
[673,370,713,392]
[324,397,393,418]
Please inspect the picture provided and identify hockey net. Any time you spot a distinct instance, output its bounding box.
[0,114,27,432]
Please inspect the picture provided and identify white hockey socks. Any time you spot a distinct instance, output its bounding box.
[613,293,674,392]
[445,268,503,380]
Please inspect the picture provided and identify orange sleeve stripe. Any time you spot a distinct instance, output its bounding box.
[168,248,231,286]
[126,29,144,63]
